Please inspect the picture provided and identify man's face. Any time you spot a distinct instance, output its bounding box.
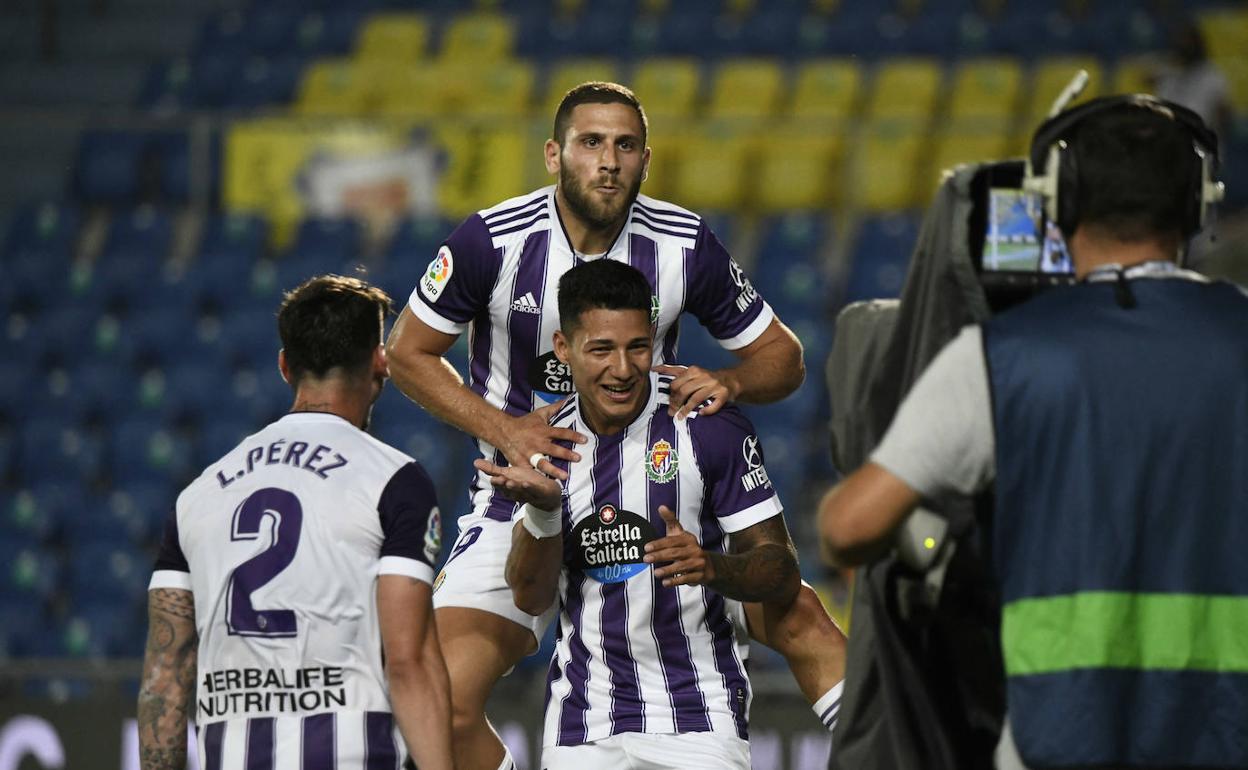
[547,102,650,231]
[554,307,653,434]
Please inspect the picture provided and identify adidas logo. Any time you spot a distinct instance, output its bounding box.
[510,291,541,315]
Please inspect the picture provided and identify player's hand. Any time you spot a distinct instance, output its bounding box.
[499,400,587,480]
[654,364,740,419]
[643,505,716,588]
[473,458,562,512]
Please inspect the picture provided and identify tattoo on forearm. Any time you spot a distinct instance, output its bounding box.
[708,543,798,602]
[139,589,198,770]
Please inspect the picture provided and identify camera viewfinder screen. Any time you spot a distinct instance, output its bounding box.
[984,188,1073,274]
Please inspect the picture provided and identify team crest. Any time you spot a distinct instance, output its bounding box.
[420,246,454,302]
[645,439,678,483]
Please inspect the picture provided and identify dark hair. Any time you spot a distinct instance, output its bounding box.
[552,81,648,146]
[277,274,392,386]
[558,260,651,334]
[1069,102,1199,241]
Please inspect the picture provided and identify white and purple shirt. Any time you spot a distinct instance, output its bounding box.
[149,412,441,769]
[540,373,783,748]
[408,185,774,522]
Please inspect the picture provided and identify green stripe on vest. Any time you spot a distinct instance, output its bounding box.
[1002,592,1248,675]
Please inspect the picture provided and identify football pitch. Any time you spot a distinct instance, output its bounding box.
[985,240,1039,271]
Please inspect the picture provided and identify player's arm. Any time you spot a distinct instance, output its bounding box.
[646,507,800,604]
[137,588,197,770]
[818,463,922,567]
[386,306,582,478]
[378,574,453,770]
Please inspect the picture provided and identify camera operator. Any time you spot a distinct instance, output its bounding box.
[818,95,1248,769]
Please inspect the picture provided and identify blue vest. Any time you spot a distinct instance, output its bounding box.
[982,275,1248,767]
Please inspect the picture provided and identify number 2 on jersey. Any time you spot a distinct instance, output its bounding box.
[227,487,303,637]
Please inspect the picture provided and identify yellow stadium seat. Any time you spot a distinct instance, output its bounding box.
[542,59,621,115]
[1026,57,1103,122]
[846,119,926,211]
[438,13,515,62]
[372,64,446,122]
[671,122,752,211]
[707,58,785,124]
[864,58,943,122]
[448,61,537,120]
[929,129,1012,182]
[790,58,863,126]
[294,59,374,116]
[1198,8,1248,62]
[1221,58,1248,115]
[947,57,1023,130]
[755,128,845,211]
[355,13,430,62]
[1111,55,1160,97]
[632,58,702,121]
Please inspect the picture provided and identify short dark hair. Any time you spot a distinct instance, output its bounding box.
[552,81,648,146]
[277,274,392,386]
[1070,102,1200,241]
[558,260,651,335]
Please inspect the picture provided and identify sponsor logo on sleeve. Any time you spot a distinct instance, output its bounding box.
[739,435,771,491]
[728,258,759,313]
[420,246,454,302]
[568,504,658,583]
[423,506,442,564]
[529,351,574,404]
[645,439,679,483]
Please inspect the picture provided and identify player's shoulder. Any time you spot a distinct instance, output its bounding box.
[478,186,554,239]
[631,193,704,242]
[548,396,580,428]
[684,400,755,443]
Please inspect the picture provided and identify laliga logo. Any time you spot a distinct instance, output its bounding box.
[598,504,617,524]
[742,435,762,469]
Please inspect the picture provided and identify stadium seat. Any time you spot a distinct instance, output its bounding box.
[789,58,863,129]
[947,57,1024,130]
[759,212,830,261]
[754,128,844,211]
[109,417,196,486]
[188,50,245,109]
[286,216,362,265]
[107,481,177,547]
[438,13,516,62]
[3,484,68,545]
[19,417,106,484]
[99,206,174,262]
[162,361,237,423]
[671,122,752,211]
[844,212,921,301]
[1197,7,1248,63]
[291,9,363,58]
[1025,56,1104,123]
[383,215,452,265]
[195,417,260,470]
[2,201,81,265]
[0,537,62,604]
[0,595,49,659]
[845,121,927,210]
[929,129,1012,182]
[68,542,151,607]
[631,58,702,121]
[451,61,537,120]
[198,211,269,265]
[64,601,147,659]
[75,131,146,206]
[355,12,431,62]
[864,57,944,122]
[225,55,306,110]
[294,58,374,116]
[541,59,621,114]
[706,58,785,124]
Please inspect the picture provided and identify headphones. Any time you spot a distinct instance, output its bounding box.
[1023,93,1225,239]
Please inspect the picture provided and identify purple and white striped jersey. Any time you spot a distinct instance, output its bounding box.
[540,373,782,748]
[149,412,441,768]
[408,185,774,521]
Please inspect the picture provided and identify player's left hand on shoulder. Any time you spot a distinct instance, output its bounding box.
[654,364,739,419]
[643,504,715,587]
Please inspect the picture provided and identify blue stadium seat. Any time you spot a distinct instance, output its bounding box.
[74,361,139,421]
[225,55,306,109]
[64,601,147,659]
[2,201,80,265]
[62,487,156,551]
[108,481,178,547]
[244,6,299,55]
[0,538,62,605]
[292,9,364,57]
[109,417,196,486]
[286,216,363,266]
[844,212,921,302]
[163,361,236,422]
[195,417,260,469]
[136,58,195,112]
[198,212,269,265]
[18,417,106,484]
[0,364,36,422]
[384,216,450,266]
[228,364,292,425]
[68,542,151,606]
[216,305,281,368]
[99,206,174,262]
[75,130,146,206]
[0,595,50,659]
[189,50,244,109]
[36,304,102,363]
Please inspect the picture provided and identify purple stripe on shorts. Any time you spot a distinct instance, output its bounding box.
[699,515,750,741]
[203,722,225,770]
[557,569,593,746]
[364,712,397,770]
[594,435,643,735]
[245,717,274,770]
[301,712,336,770]
[647,411,712,733]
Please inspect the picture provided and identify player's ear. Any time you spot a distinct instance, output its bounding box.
[553,329,570,364]
[641,146,651,183]
[372,345,389,379]
[277,349,291,385]
[544,138,562,175]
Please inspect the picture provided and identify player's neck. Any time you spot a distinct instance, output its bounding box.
[1070,227,1180,280]
[289,385,371,430]
[554,187,625,256]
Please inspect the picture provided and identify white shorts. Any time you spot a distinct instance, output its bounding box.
[542,731,751,770]
[432,512,557,643]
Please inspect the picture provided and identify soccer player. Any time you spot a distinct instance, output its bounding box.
[479,258,799,767]
[138,276,452,770]
[386,81,845,769]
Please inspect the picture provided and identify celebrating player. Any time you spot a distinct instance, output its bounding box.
[386,81,845,770]
[137,276,452,770]
[482,259,797,768]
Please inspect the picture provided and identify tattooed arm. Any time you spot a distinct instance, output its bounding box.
[138,588,198,770]
[644,508,800,604]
